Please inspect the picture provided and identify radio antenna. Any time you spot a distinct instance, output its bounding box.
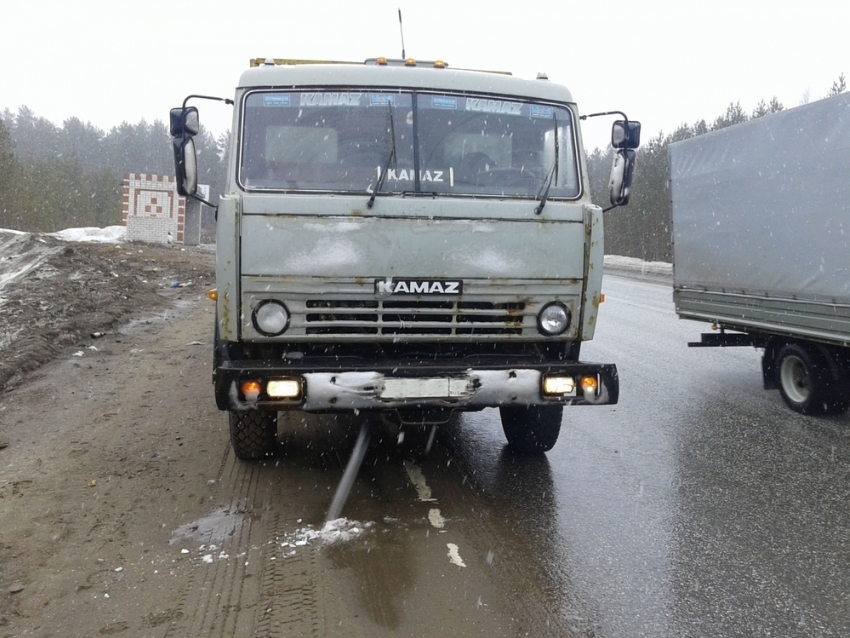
[398,9,406,59]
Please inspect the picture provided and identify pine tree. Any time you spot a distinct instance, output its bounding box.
[0,119,19,228]
[711,102,749,131]
[828,72,846,96]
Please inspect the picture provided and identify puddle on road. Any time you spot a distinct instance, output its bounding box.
[170,508,245,545]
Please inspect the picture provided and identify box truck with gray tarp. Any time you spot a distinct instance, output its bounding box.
[170,57,641,457]
[670,92,850,414]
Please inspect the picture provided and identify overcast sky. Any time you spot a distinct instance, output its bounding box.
[2,0,847,151]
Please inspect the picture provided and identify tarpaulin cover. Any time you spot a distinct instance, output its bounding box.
[670,92,850,303]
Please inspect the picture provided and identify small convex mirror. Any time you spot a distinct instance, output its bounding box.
[169,107,200,138]
[611,120,641,149]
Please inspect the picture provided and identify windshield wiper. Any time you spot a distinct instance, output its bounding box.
[367,107,397,209]
[535,162,557,215]
[535,113,560,215]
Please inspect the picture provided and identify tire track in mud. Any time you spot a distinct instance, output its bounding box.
[165,417,361,638]
[164,409,589,637]
[163,451,252,637]
[164,449,280,637]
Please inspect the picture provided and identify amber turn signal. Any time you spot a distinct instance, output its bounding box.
[579,375,599,397]
[241,380,262,402]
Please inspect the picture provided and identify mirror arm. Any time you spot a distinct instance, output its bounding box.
[580,110,629,122]
[189,191,216,209]
[182,94,234,109]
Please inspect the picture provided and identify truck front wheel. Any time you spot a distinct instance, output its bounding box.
[499,405,563,454]
[775,344,850,415]
[229,410,278,459]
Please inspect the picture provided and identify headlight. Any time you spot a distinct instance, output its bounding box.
[253,300,290,336]
[537,302,570,336]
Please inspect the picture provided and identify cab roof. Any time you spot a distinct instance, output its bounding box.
[238,58,574,104]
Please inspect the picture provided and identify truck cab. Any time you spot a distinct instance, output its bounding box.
[170,57,639,456]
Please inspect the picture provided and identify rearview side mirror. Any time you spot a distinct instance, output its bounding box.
[169,107,199,197]
[611,120,641,149]
[608,148,636,207]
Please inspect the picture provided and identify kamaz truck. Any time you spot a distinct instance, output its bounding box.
[170,57,640,456]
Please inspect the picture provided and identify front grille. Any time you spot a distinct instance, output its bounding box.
[303,299,525,336]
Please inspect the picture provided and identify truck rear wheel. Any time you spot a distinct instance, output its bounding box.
[229,410,278,459]
[775,344,850,415]
[499,405,563,454]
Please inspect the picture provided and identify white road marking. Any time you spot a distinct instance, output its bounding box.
[447,543,466,567]
[404,461,436,502]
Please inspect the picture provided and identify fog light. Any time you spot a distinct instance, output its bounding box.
[579,375,599,397]
[267,378,302,399]
[241,380,262,402]
[543,375,575,396]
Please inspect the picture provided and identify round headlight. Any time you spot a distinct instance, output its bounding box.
[253,300,290,336]
[538,302,570,336]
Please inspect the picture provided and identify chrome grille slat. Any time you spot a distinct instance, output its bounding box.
[303,298,527,336]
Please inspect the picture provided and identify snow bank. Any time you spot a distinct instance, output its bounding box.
[47,225,126,243]
[604,255,672,280]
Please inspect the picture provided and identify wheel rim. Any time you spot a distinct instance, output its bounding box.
[779,354,810,404]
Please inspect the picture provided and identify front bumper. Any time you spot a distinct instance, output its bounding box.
[215,359,619,412]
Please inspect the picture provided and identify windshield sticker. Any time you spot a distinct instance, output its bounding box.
[370,94,396,106]
[263,94,291,107]
[431,96,458,110]
[300,92,363,107]
[465,98,523,115]
[530,105,555,118]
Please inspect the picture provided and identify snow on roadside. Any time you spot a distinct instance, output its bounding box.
[46,225,126,244]
[181,518,373,566]
[0,232,64,293]
[0,226,127,295]
[604,255,672,280]
[281,518,373,551]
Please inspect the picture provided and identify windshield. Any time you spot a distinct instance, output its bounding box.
[240,90,580,199]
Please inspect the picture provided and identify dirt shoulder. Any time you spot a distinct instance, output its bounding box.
[0,232,216,393]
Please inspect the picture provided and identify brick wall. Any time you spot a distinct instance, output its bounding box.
[122,173,184,244]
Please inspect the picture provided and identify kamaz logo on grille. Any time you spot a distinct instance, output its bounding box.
[375,278,463,295]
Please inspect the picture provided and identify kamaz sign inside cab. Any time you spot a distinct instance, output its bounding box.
[170,57,640,457]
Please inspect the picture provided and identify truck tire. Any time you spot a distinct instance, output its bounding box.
[499,405,563,454]
[229,410,278,459]
[775,344,850,415]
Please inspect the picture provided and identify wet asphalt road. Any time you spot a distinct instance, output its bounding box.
[444,274,850,637]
